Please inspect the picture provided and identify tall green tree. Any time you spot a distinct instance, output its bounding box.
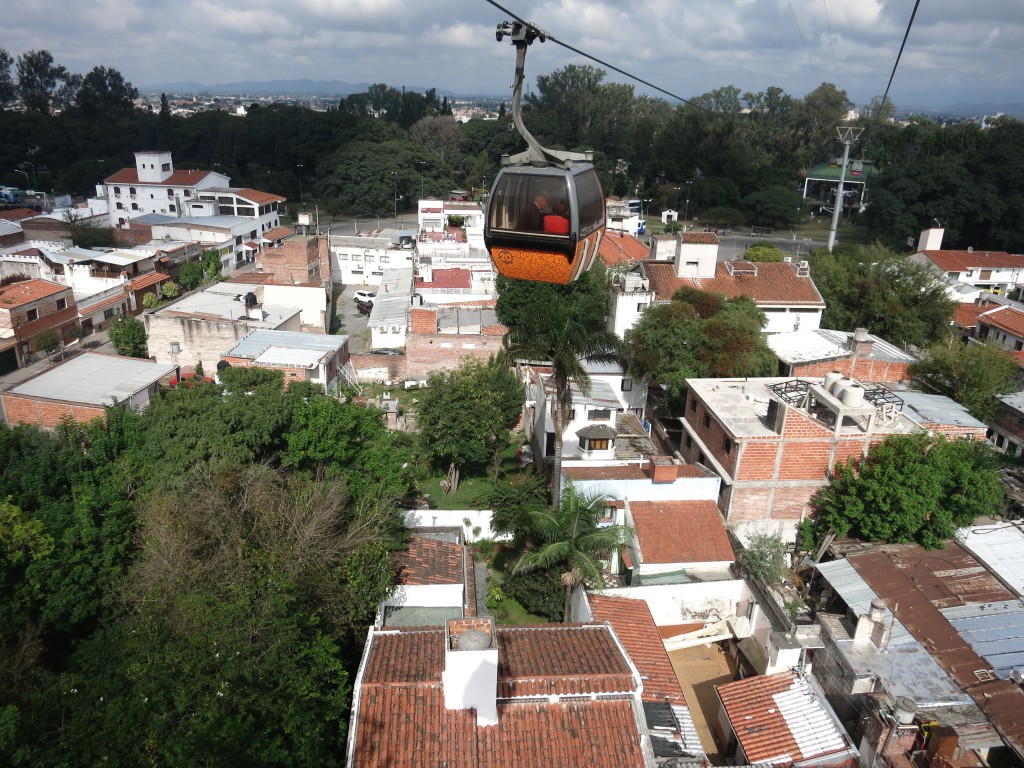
[625,288,775,412]
[107,315,147,358]
[513,480,632,622]
[74,66,137,120]
[15,50,71,115]
[911,339,1019,421]
[807,243,955,348]
[500,270,621,506]
[416,358,523,491]
[0,48,15,110]
[809,434,1003,550]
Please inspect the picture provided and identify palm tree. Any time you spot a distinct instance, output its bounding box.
[513,480,633,623]
[503,280,621,508]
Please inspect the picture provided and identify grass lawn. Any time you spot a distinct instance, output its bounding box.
[416,445,525,510]
[486,544,551,626]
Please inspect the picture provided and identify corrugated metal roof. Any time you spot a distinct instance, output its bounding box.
[226,330,346,360]
[941,600,1024,680]
[957,523,1024,596]
[10,353,176,404]
[897,390,988,430]
[768,328,918,365]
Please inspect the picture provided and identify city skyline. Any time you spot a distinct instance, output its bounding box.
[2,0,1022,111]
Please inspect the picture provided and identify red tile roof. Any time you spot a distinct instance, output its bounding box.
[128,271,170,291]
[644,260,825,307]
[921,249,1024,272]
[410,308,437,334]
[234,187,285,205]
[599,233,650,266]
[0,279,69,307]
[682,232,719,245]
[978,305,1024,338]
[589,594,685,704]
[263,225,294,241]
[393,536,466,586]
[104,168,217,187]
[352,624,646,768]
[717,671,849,764]
[953,302,988,329]
[416,268,472,289]
[630,501,733,565]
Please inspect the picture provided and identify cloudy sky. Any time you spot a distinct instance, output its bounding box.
[2,0,1021,110]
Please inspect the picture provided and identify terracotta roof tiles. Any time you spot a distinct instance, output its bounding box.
[682,232,720,245]
[589,595,685,704]
[0,278,69,307]
[978,305,1024,338]
[953,302,988,330]
[234,187,285,205]
[392,536,465,586]
[128,271,170,291]
[0,208,38,221]
[416,268,472,289]
[599,233,650,266]
[921,249,1024,273]
[630,500,734,565]
[716,671,848,764]
[104,168,216,186]
[352,624,647,768]
[644,260,825,307]
[562,464,708,482]
[262,225,294,241]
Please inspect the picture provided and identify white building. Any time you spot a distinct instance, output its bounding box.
[96,151,284,238]
[911,227,1024,300]
[328,234,414,286]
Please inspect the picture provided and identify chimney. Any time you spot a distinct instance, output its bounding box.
[648,455,679,484]
[850,327,874,356]
[853,598,888,648]
[442,617,498,727]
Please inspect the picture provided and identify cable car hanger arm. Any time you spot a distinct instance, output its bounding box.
[496,20,592,170]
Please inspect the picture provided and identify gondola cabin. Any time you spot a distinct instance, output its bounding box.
[484,164,605,284]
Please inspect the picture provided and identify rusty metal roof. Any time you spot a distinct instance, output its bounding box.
[848,548,1024,762]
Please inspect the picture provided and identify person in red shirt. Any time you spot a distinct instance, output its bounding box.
[543,200,569,234]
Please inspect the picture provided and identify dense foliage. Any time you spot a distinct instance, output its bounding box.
[625,287,776,413]
[911,339,1020,422]
[806,243,956,348]
[0,376,410,764]
[807,434,1004,550]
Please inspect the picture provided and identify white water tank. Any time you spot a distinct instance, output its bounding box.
[894,697,916,725]
[823,370,843,390]
[842,384,865,407]
[831,377,853,399]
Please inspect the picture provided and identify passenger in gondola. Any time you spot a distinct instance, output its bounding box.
[543,200,570,234]
[515,194,548,231]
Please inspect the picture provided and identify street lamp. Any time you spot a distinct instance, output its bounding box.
[673,186,681,213]
[296,163,304,208]
[418,161,427,200]
[391,171,399,226]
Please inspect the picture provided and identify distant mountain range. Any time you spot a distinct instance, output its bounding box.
[901,102,1024,119]
[139,78,477,99]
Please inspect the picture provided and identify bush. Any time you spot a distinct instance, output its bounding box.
[738,532,787,587]
[502,566,563,622]
[142,292,160,311]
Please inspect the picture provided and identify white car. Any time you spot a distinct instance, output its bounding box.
[353,290,376,303]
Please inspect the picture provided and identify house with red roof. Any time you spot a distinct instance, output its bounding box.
[378,534,478,628]
[715,670,857,767]
[624,232,825,335]
[626,500,735,582]
[912,227,1024,301]
[0,278,78,370]
[346,617,660,768]
[588,594,706,763]
[96,151,285,242]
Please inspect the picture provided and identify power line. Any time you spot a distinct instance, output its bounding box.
[822,0,840,85]
[785,0,820,84]
[876,0,922,118]
[481,0,716,115]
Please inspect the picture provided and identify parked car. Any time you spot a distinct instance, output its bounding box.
[369,348,403,355]
[353,290,376,303]
[356,300,373,316]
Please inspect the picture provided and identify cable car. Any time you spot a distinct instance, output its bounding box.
[484,21,606,285]
[484,165,605,284]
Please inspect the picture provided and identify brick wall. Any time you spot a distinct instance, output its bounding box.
[790,358,912,384]
[146,313,262,372]
[2,394,107,428]
[257,236,327,284]
[404,333,504,379]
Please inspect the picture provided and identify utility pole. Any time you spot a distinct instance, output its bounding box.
[827,127,863,252]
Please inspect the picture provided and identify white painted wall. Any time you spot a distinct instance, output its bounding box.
[382,583,464,609]
[401,508,505,542]
[599,580,750,626]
